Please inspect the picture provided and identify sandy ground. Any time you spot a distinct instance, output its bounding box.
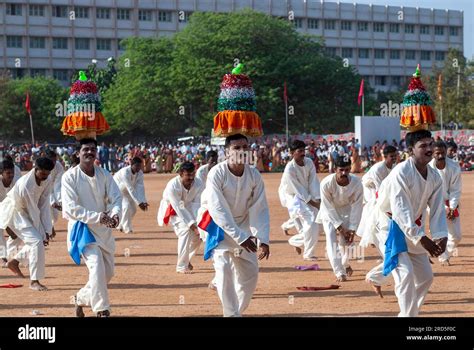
[1,172,473,317]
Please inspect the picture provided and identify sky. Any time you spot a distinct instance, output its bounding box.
[341,0,473,59]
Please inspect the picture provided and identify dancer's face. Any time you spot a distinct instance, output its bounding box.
[35,168,51,182]
[131,162,143,174]
[433,146,447,163]
[80,143,97,166]
[1,169,14,186]
[180,170,195,187]
[412,138,433,165]
[447,147,457,159]
[291,148,305,163]
[384,152,397,168]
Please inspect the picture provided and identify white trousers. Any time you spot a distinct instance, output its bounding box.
[281,218,297,231]
[213,249,259,317]
[0,229,6,259]
[392,252,433,317]
[76,244,114,313]
[51,207,60,225]
[15,227,45,281]
[366,230,392,287]
[322,220,351,278]
[119,195,137,234]
[173,221,201,272]
[438,215,461,262]
[288,210,321,259]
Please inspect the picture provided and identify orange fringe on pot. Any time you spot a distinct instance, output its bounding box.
[400,105,436,132]
[213,110,263,137]
[61,111,110,140]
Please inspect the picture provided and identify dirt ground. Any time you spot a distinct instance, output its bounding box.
[1,172,473,317]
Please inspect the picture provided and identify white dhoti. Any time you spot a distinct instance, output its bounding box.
[365,228,392,286]
[439,214,461,262]
[281,218,297,231]
[76,244,115,313]
[172,219,201,272]
[213,249,259,317]
[15,227,45,280]
[288,209,321,259]
[118,194,137,234]
[322,220,352,278]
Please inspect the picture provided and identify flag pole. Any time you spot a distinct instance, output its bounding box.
[362,95,365,117]
[284,82,289,142]
[29,112,35,145]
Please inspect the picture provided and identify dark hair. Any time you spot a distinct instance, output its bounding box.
[4,154,13,162]
[77,138,98,150]
[433,140,447,149]
[206,150,218,160]
[35,157,55,171]
[383,145,397,155]
[290,140,306,152]
[224,134,248,148]
[131,157,142,165]
[179,161,195,173]
[335,154,351,168]
[45,149,57,158]
[405,130,432,148]
[1,160,14,172]
[446,141,458,150]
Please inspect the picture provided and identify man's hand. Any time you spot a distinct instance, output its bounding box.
[308,200,321,210]
[190,224,200,236]
[138,202,149,211]
[434,237,448,254]
[44,233,50,246]
[100,212,117,228]
[420,236,444,257]
[52,202,62,211]
[258,243,270,260]
[240,237,258,253]
[344,230,356,244]
[109,214,120,228]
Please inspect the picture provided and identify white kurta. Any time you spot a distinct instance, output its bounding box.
[279,158,321,259]
[158,175,203,272]
[0,176,17,260]
[113,166,147,234]
[316,174,363,278]
[61,165,122,313]
[195,164,210,185]
[428,157,462,262]
[13,165,21,183]
[49,161,64,224]
[375,157,448,317]
[205,161,270,317]
[0,169,52,280]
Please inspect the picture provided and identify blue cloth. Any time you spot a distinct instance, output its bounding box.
[68,221,96,265]
[383,219,408,276]
[202,218,225,261]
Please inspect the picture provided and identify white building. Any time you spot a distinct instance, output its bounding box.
[0,0,464,91]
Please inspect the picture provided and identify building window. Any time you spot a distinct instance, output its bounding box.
[293,18,303,28]
[375,76,386,86]
[421,50,431,61]
[53,69,69,81]
[435,26,444,36]
[357,22,368,32]
[325,47,337,56]
[6,4,22,16]
[341,48,353,58]
[29,5,45,17]
[178,11,193,23]
[96,8,110,19]
[52,38,68,49]
[158,11,172,22]
[6,36,22,48]
[96,38,111,51]
[391,76,401,86]
[405,50,416,60]
[341,21,352,31]
[117,8,130,20]
[308,18,318,29]
[420,25,430,35]
[390,50,400,59]
[30,69,46,77]
[389,23,399,33]
[374,49,385,59]
[373,23,385,33]
[449,26,459,36]
[405,24,415,34]
[52,5,68,18]
[30,37,46,49]
[435,51,445,61]
[10,69,25,79]
[324,20,336,30]
[75,38,90,50]
[74,6,89,18]
[118,39,126,51]
[358,48,369,59]
[138,10,152,21]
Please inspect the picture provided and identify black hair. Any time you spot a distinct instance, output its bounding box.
[35,157,55,171]
[433,140,447,149]
[335,154,351,168]
[131,157,142,165]
[77,138,98,151]
[383,145,397,155]
[179,161,195,173]
[224,134,248,148]
[45,149,57,158]
[1,160,14,172]
[446,141,458,150]
[405,130,432,148]
[290,140,306,152]
[206,150,218,160]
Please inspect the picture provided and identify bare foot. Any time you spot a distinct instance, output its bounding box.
[208,282,217,291]
[346,266,353,277]
[74,296,85,317]
[304,256,317,261]
[50,227,56,240]
[97,310,110,317]
[30,280,48,291]
[371,283,384,298]
[177,269,193,274]
[188,263,194,271]
[336,275,347,282]
[7,259,25,278]
[440,259,451,266]
[294,246,302,255]
[1,258,7,268]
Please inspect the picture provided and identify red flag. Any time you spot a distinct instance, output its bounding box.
[25,92,31,115]
[283,81,288,104]
[357,79,364,105]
